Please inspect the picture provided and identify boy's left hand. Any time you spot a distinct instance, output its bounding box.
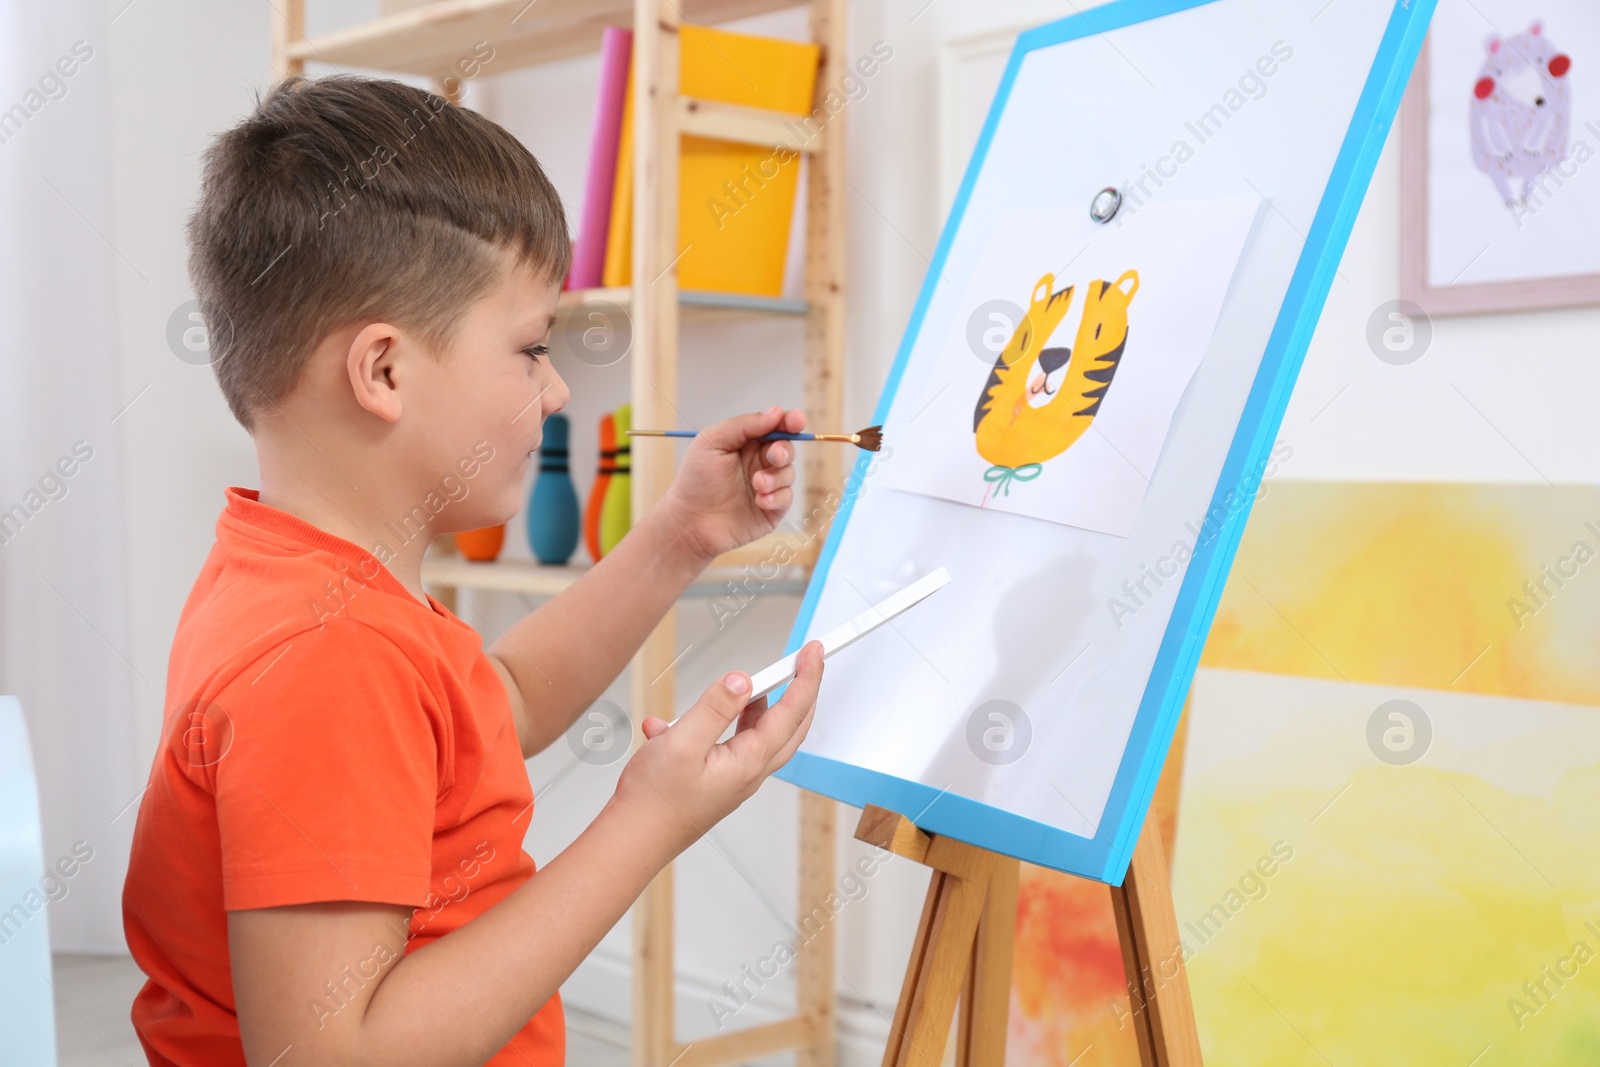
[660,405,805,563]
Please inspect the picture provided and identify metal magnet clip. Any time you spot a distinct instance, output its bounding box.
[1089,187,1121,224]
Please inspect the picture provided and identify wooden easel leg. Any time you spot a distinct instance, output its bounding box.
[882,867,946,1067]
[886,863,991,1067]
[858,807,1006,1067]
[1108,812,1202,1067]
[956,857,1018,1067]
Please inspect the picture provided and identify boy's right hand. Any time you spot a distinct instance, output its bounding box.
[612,640,824,858]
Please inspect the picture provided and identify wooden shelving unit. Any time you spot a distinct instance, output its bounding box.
[272,3,845,1065]
[420,547,812,599]
[284,0,806,73]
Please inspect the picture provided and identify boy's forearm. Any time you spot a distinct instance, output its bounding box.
[353,798,674,1066]
[489,500,711,755]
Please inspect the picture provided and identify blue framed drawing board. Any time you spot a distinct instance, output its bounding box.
[773,0,1436,886]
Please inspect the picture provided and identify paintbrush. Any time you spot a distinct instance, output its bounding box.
[628,424,883,452]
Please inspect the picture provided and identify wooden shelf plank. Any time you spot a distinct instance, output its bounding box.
[679,96,817,153]
[681,289,809,315]
[290,0,808,77]
[556,286,808,320]
[422,555,584,596]
[671,1016,810,1067]
[421,529,819,597]
[708,526,820,569]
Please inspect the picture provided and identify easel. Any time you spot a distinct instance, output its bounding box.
[856,804,1202,1067]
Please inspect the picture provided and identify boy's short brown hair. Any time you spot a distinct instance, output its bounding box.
[188,74,571,430]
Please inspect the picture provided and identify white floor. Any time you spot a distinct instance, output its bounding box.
[51,953,637,1067]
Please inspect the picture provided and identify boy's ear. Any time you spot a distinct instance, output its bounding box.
[345,322,405,423]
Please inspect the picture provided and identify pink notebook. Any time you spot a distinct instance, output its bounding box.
[570,26,632,291]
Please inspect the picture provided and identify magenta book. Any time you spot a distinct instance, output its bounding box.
[570,26,632,290]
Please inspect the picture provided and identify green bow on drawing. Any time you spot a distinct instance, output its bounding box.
[982,462,1042,497]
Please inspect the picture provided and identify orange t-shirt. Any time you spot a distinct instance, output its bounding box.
[122,487,564,1066]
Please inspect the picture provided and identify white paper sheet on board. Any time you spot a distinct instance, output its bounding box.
[883,196,1262,537]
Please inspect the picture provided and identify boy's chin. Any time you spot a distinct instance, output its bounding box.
[446,512,515,535]
[445,493,522,533]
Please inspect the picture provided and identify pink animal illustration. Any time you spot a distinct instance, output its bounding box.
[1470,20,1573,206]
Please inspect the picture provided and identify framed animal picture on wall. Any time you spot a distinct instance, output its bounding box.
[1401,2,1600,315]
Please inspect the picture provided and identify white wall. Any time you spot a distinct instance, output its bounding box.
[93,0,1600,1062]
[1,0,143,957]
[108,0,268,788]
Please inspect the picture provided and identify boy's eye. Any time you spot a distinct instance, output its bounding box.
[522,344,549,362]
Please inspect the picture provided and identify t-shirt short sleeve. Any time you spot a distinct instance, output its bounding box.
[210,620,445,911]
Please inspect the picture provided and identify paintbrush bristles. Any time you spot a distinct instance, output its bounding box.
[807,425,882,451]
[853,425,883,452]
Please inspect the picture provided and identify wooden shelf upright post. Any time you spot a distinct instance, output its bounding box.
[796,0,848,1063]
[629,0,683,1063]
[269,0,305,79]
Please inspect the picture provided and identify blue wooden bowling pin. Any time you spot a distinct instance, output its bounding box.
[526,413,580,565]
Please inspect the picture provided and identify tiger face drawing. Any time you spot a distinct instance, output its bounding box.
[973,269,1139,490]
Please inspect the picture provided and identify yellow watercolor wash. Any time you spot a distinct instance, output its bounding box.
[1009,484,1600,1066]
[1201,483,1600,704]
[1176,760,1600,1065]
[1172,663,1600,1066]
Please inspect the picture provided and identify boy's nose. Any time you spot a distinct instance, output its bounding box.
[547,375,570,416]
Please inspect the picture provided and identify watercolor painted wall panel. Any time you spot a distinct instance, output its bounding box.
[1005,482,1600,1065]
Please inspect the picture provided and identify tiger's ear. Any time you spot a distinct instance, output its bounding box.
[1113,269,1139,302]
[1486,34,1502,54]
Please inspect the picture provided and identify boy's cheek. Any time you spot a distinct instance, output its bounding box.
[494,467,530,521]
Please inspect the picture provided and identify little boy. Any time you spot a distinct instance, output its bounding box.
[121,74,824,1067]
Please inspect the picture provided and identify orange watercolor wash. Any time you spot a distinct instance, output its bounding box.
[1006,705,1190,1065]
